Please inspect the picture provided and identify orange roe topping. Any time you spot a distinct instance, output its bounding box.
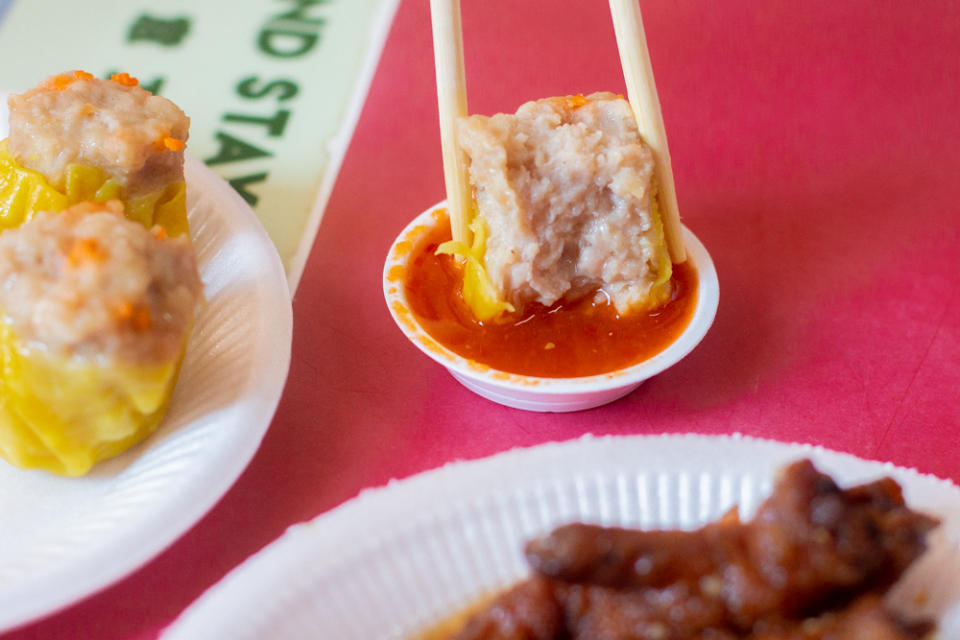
[162,136,185,152]
[110,72,139,87]
[566,93,588,109]
[46,70,94,91]
[151,225,168,240]
[47,76,72,90]
[133,306,152,331]
[114,300,134,321]
[113,300,152,331]
[67,238,107,267]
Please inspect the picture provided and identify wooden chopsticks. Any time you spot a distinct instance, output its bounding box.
[608,0,686,263]
[430,0,686,263]
[429,0,472,245]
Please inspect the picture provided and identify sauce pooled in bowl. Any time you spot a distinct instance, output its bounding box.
[402,211,697,378]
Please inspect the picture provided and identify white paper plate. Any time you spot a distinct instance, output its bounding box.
[164,435,960,639]
[0,153,293,631]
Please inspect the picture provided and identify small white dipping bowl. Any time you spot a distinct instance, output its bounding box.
[383,203,719,412]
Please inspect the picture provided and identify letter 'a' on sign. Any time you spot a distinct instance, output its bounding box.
[204,132,273,166]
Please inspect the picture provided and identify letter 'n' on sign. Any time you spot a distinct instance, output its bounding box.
[258,0,330,58]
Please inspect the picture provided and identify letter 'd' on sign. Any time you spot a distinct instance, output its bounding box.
[257,0,327,58]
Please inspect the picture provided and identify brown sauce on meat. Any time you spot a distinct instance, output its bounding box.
[414,460,938,640]
[403,215,698,378]
[418,595,931,640]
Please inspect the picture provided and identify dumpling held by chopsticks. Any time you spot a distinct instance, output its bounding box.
[439,92,673,321]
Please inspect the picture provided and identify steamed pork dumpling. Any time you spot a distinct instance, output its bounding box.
[0,70,190,235]
[0,200,201,476]
[8,71,188,198]
[454,92,673,318]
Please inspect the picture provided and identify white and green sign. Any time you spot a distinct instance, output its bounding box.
[0,0,398,289]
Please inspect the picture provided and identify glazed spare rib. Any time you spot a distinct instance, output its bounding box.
[452,460,939,640]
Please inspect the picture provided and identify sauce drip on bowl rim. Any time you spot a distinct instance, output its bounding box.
[403,211,698,378]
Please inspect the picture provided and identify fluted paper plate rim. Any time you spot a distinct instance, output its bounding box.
[164,434,960,639]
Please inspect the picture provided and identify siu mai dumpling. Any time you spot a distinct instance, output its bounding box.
[451,92,673,320]
[0,200,201,475]
[0,70,190,235]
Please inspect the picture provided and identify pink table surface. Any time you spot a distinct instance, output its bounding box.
[5,0,959,638]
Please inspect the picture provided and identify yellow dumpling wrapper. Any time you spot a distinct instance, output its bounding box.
[0,321,188,476]
[0,139,188,236]
[436,216,515,322]
[436,203,672,322]
[643,185,675,308]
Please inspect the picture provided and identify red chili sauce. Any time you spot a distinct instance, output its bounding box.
[403,216,698,378]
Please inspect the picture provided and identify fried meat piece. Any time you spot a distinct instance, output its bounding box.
[561,580,734,640]
[451,461,938,640]
[527,461,938,627]
[454,586,930,640]
[453,577,564,640]
[557,589,930,640]
[749,596,931,640]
